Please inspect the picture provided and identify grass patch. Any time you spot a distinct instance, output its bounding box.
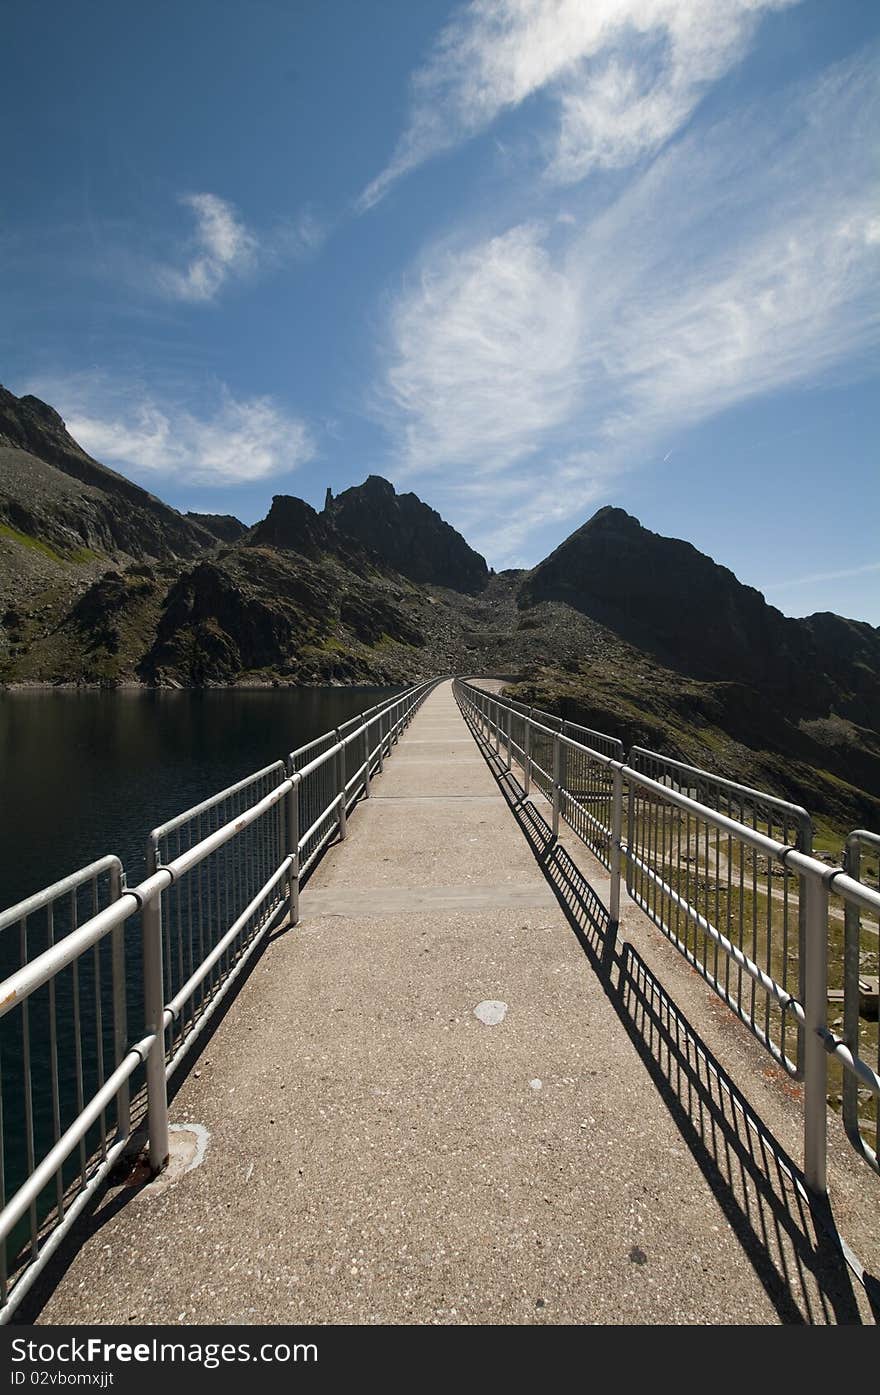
[0,522,65,563]
[0,524,102,567]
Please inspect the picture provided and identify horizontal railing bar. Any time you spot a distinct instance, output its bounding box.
[820,1031,880,1097]
[0,856,123,934]
[566,722,625,757]
[290,731,336,762]
[166,859,292,1019]
[162,781,293,882]
[165,896,289,1083]
[626,848,806,1021]
[0,1032,154,1244]
[300,799,342,852]
[847,828,880,852]
[625,881,800,1076]
[560,793,612,844]
[299,823,337,880]
[625,769,880,913]
[0,1131,130,1326]
[824,869,880,916]
[1,779,301,1018]
[0,874,168,1019]
[151,761,286,842]
[630,745,810,821]
[295,743,342,781]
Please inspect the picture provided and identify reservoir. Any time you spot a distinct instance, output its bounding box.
[0,685,400,915]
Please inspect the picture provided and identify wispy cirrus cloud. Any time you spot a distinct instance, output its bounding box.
[378,51,880,563]
[156,193,259,303]
[358,0,797,209]
[129,193,327,305]
[768,560,880,590]
[385,223,582,474]
[31,373,316,486]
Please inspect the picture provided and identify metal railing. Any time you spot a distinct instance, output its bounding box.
[0,677,440,1320]
[0,858,129,1313]
[148,761,288,1077]
[454,678,880,1198]
[842,831,879,1174]
[627,747,811,1076]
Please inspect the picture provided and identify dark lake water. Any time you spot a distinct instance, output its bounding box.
[0,686,400,914]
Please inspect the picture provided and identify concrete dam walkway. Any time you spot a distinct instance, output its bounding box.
[32,682,870,1324]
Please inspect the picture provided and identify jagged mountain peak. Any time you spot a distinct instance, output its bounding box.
[249,494,332,555]
[323,475,489,594]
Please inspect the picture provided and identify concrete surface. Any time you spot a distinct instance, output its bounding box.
[28,682,877,1326]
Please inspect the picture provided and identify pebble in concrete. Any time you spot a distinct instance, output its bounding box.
[474,999,508,1025]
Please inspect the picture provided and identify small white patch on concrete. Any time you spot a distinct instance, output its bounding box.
[150,1124,210,1191]
[529,1079,543,1091]
[474,1000,508,1026]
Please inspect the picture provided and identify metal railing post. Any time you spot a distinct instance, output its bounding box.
[802,871,829,1195]
[378,712,385,771]
[795,814,813,1073]
[609,765,623,936]
[552,734,561,840]
[363,724,371,798]
[842,835,860,1142]
[504,707,512,772]
[141,855,169,1174]
[625,782,636,898]
[287,777,300,926]
[109,862,130,1143]
[335,732,347,840]
[523,712,531,795]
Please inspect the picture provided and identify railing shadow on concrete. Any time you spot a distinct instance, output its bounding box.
[470,723,880,1326]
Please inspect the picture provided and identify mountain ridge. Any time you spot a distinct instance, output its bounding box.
[1,386,877,833]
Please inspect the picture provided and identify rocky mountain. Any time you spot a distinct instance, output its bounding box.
[519,505,880,728]
[248,494,373,568]
[185,512,248,544]
[1,387,877,834]
[512,505,880,830]
[324,475,489,594]
[0,387,214,560]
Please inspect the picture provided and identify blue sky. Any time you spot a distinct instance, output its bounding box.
[2,0,878,622]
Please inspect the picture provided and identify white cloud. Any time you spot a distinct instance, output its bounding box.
[36,375,316,486]
[359,0,796,208]
[385,223,582,475]
[378,52,880,564]
[156,193,259,303]
[143,194,326,303]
